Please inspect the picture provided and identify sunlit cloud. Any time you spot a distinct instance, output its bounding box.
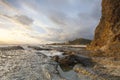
[0,0,101,44]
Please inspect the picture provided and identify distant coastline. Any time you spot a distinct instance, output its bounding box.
[49,38,91,45]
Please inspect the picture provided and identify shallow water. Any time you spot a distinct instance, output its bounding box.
[38,50,64,57]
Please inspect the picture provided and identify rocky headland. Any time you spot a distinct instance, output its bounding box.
[88,0,120,57]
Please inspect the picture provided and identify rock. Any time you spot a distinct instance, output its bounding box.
[73,64,105,80]
[0,46,24,51]
[52,56,59,62]
[28,46,51,50]
[0,50,65,80]
[53,54,94,71]
[88,0,120,56]
[62,51,76,55]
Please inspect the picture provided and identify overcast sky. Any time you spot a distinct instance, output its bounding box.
[0,0,101,44]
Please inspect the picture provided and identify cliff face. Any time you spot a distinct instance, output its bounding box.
[88,0,120,54]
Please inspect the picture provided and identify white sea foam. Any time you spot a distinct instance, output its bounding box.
[38,50,63,57]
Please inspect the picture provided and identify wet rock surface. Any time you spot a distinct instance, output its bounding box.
[0,45,120,80]
[0,46,24,51]
[28,46,51,50]
[53,54,94,72]
[0,49,64,80]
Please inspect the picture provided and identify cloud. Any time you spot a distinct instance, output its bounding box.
[0,0,102,44]
[48,11,67,26]
[0,0,21,16]
[14,15,34,25]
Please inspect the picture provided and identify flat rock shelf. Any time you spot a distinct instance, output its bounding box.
[0,45,120,80]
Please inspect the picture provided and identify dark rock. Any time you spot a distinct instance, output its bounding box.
[53,54,94,71]
[0,46,24,51]
[52,56,59,62]
[28,46,51,50]
[62,51,75,55]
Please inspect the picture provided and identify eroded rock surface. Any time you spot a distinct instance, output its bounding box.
[88,0,120,55]
[0,46,24,51]
[0,45,119,80]
[0,50,64,80]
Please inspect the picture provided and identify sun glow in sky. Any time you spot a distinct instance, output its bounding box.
[0,0,101,44]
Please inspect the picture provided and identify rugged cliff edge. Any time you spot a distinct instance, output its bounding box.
[88,0,120,56]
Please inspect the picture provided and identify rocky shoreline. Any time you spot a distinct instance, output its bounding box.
[0,45,120,80]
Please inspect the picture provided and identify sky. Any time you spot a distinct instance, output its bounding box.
[0,0,101,44]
